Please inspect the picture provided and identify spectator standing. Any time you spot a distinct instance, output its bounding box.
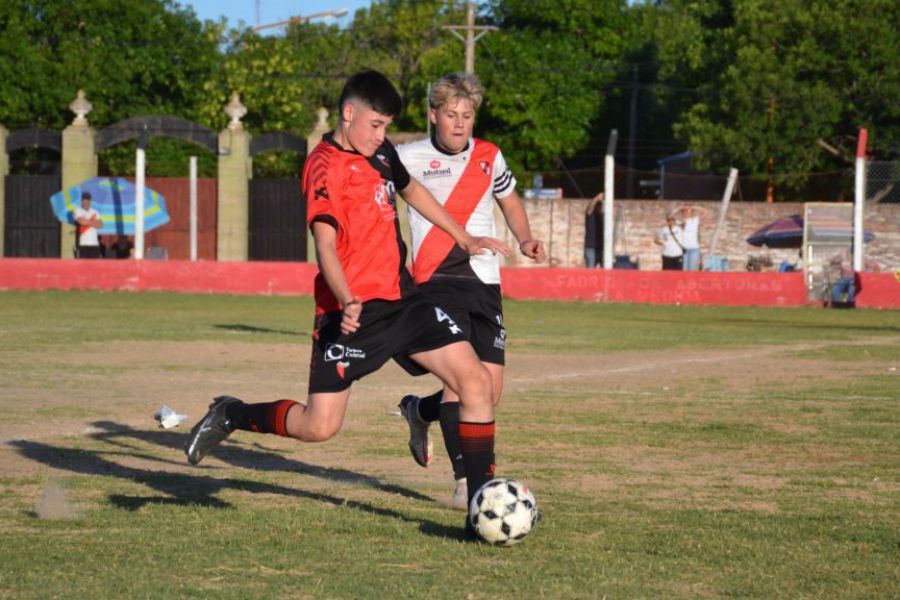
[73,193,103,258]
[676,204,709,271]
[584,192,604,268]
[655,212,684,270]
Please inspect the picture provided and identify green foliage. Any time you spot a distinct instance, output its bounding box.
[0,0,220,129]
[654,0,900,191]
[3,0,899,187]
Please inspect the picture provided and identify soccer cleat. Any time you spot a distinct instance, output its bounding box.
[448,477,468,512]
[399,395,433,467]
[184,396,241,465]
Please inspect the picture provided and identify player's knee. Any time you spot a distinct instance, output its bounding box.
[458,363,492,404]
[302,420,341,442]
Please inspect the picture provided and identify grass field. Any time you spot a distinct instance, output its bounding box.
[0,290,898,599]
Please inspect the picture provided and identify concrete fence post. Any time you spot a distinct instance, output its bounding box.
[60,90,98,258]
[217,93,252,261]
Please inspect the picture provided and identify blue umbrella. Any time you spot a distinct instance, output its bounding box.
[50,177,170,235]
[746,214,874,248]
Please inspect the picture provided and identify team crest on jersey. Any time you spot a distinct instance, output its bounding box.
[376,153,390,168]
[429,159,441,169]
[479,161,492,176]
[373,182,396,221]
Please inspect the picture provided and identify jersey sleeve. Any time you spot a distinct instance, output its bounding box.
[492,149,517,199]
[303,148,341,231]
[383,140,411,190]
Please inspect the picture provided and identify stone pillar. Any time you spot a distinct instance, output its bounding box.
[217,93,252,261]
[305,107,330,263]
[0,125,8,255]
[61,90,98,258]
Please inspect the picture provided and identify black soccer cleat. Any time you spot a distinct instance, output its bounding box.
[184,396,241,465]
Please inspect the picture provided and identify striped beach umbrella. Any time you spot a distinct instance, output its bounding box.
[746,214,874,248]
[50,177,170,235]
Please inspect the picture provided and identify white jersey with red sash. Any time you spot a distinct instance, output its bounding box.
[398,137,516,285]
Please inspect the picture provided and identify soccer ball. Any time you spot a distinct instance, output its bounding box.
[469,478,539,546]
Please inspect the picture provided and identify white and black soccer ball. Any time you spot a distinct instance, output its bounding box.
[468,478,539,546]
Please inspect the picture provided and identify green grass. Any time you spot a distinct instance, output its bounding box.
[0,291,898,599]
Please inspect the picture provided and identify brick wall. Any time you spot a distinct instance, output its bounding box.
[500,199,900,272]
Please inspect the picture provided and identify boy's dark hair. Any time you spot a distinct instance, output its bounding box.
[338,70,402,117]
[82,192,92,201]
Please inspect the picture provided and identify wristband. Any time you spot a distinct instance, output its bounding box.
[518,239,532,248]
[343,299,361,309]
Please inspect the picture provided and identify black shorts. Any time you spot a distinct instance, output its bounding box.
[419,279,505,366]
[308,291,466,393]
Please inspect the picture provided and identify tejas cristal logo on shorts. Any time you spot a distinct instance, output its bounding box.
[325,343,366,362]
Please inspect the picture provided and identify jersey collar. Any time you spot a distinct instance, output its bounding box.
[430,134,471,156]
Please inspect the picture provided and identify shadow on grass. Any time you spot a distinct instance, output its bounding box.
[11,437,464,541]
[214,323,306,336]
[86,421,432,503]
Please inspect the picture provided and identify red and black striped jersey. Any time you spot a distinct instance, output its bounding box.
[303,132,414,314]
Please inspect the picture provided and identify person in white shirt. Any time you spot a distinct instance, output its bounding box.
[73,193,103,258]
[675,204,710,271]
[655,212,684,270]
[396,72,546,510]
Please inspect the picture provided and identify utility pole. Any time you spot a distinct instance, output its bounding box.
[444,1,497,74]
[626,65,638,199]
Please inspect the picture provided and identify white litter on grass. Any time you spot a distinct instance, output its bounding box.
[388,410,402,417]
[155,405,187,429]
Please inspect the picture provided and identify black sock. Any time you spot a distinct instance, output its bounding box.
[225,399,297,436]
[459,420,495,507]
[439,402,465,480]
[416,389,443,422]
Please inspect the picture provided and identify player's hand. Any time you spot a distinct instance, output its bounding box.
[519,239,547,263]
[341,298,362,335]
[462,236,511,257]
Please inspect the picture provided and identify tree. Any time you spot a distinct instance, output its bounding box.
[0,0,221,129]
[475,0,635,179]
[653,0,900,195]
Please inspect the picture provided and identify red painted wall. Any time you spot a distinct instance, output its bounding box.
[0,258,897,309]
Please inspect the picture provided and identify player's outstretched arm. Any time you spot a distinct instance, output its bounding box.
[400,178,511,257]
[312,221,361,334]
[498,191,546,263]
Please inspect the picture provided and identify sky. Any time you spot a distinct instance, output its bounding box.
[182,0,371,31]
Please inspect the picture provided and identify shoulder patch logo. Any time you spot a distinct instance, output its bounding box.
[376,154,390,168]
[430,159,441,169]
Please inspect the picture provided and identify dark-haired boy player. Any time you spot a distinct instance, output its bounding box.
[184,70,509,533]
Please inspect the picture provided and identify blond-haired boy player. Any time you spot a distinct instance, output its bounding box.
[397,73,546,509]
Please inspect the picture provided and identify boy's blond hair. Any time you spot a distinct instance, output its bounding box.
[429,72,484,111]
